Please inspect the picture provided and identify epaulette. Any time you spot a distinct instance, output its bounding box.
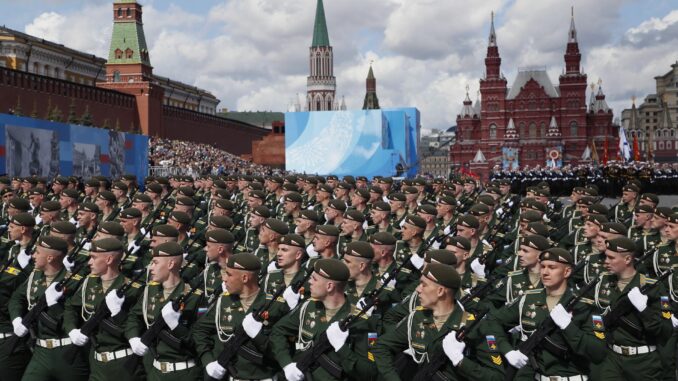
[193,289,203,296]
[148,281,159,286]
[415,306,426,311]
[508,270,523,276]
[524,288,543,295]
[222,291,230,296]
[578,297,594,305]
[131,282,142,289]
[3,267,20,276]
[642,276,657,285]
[70,274,83,281]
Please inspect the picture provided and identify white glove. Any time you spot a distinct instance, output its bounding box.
[35,215,42,225]
[129,337,148,356]
[62,256,75,272]
[442,331,465,366]
[283,286,300,310]
[505,350,528,369]
[495,207,504,217]
[672,314,678,329]
[356,297,375,317]
[550,304,572,330]
[68,328,89,346]
[69,217,77,225]
[242,313,263,339]
[399,219,406,228]
[45,283,63,307]
[127,241,141,254]
[362,220,369,230]
[443,225,451,235]
[410,254,425,270]
[306,243,319,258]
[283,363,304,381]
[205,361,226,379]
[17,249,31,269]
[267,260,278,273]
[140,227,147,236]
[83,242,91,251]
[628,287,648,313]
[326,321,349,352]
[161,302,181,330]
[432,241,441,249]
[105,290,125,317]
[12,317,28,337]
[470,258,486,278]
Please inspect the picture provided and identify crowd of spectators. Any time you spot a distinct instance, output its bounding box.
[148,137,277,176]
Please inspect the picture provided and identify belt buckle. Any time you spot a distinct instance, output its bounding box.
[46,340,53,349]
[549,377,560,381]
[101,352,109,363]
[621,347,630,356]
[160,362,168,373]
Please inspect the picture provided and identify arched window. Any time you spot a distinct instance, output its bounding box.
[489,124,497,139]
[315,54,321,76]
[540,122,546,137]
[569,121,578,137]
[115,49,123,59]
[113,71,121,82]
[659,141,665,150]
[529,122,536,138]
[668,141,673,150]
[117,8,122,18]
[125,49,133,59]
[126,8,131,17]
[519,122,526,137]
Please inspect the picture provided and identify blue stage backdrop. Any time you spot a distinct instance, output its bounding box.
[285,108,420,178]
[0,113,148,181]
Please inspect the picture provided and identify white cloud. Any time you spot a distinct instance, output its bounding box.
[18,0,678,134]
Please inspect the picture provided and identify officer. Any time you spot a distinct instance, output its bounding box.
[191,229,234,305]
[486,248,606,380]
[270,258,378,381]
[125,241,204,381]
[374,262,504,380]
[9,236,89,381]
[193,253,289,380]
[594,237,671,380]
[63,238,145,380]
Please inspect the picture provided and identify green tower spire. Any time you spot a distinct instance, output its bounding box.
[311,0,330,47]
[108,1,151,66]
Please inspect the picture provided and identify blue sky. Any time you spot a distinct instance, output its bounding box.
[4,0,678,130]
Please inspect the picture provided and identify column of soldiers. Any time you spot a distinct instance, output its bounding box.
[0,171,676,380]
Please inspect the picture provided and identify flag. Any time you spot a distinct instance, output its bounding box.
[590,139,599,164]
[633,133,640,161]
[603,137,608,165]
[618,126,631,162]
[581,145,591,160]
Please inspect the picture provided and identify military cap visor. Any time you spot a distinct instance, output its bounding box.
[205,229,235,244]
[368,232,397,245]
[539,248,573,265]
[605,237,636,255]
[152,242,184,257]
[313,258,350,282]
[90,238,124,253]
[279,234,305,248]
[343,241,374,260]
[38,236,68,254]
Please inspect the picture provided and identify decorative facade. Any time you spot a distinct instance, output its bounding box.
[306,0,337,111]
[363,65,380,110]
[451,10,618,179]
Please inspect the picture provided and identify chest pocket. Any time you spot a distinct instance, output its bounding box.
[518,296,548,339]
[216,296,245,342]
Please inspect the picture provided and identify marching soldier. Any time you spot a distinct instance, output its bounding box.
[95,191,119,223]
[9,236,89,381]
[63,238,145,380]
[190,229,234,305]
[59,189,80,223]
[193,252,289,380]
[609,184,640,226]
[485,248,607,380]
[270,258,378,381]
[125,242,204,381]
[337,210,367,255]
[238,205,270,253]
[254,218,289,274]
[374,263,504,380]
[74,203,99,243]
[262,233,309,309]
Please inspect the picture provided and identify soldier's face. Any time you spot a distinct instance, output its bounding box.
[416,276,445,309]
[277,244,301,269]
[88,252,111,275]
[174,204,192,214]
[540,261,571,288]
[653,216,667,230]
[40,211,58,224]
[446,247,468,265]
[312,234,329,252]
[119,218,137,234]
[663,222,678,241]
[401,223,420,241]
[150,236,174,249]
[112,189,125,199]
[389,200,404,211]
[370,210,386,224]
[634,212,652,227]
[284,201,299,214]
[205,242,222,261]
[342,255,368,280]
[33,246,53,270]
[604,251,632,274]
[294,218,312,234]
[456,226,474,240]
[518,245,540,268]
[258,226,272,244]
[583,221,599,239]
[28,194,43,208]
[340,220,359,235]
[621,191,636,204]
[309,272,330,299]
[249,215,265,228]
[149,256,174,283]
[463,184,475,193]
[8,222,22,241]
[77,211,92,226]
[499,185,510,195]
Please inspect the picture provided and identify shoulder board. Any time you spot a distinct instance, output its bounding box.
[578,297,594,305]
[524,288,543,295]
[148,281,160,286]
[3,267,20,276]
[222,291,230,296]
[87,274,100,278]
[70,274,83,281]
[416,306,425,311]
[643,276,657,285]
[131,282,143,289]
[508,270,524,276]
[193,289,203,296]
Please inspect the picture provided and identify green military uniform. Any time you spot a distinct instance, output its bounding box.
[124,242,205,381]
[9,243,88,380]
[63,271,145,381]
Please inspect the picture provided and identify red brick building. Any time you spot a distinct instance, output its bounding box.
[452,11,618,180]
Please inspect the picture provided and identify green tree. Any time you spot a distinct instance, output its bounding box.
[67,99,79,124]
[14,96,22,116]
[81,105,93,126]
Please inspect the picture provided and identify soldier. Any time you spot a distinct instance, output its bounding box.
[193,252,289,380]
[337,210,367,255]
[27,188,45,218]
[417,204,441,248]
[374,262,504,380]
[305,224,341,270]
[324,199,347,227]
[366,201,396,237]
[63,238,145,380]
[293,209,319,248]
[254,218,289,273]
[311,184,333,218]
[435,195,458,233]
[609,183,640,226]
[443,236,485,290]
[95,191,119,223]
[36,200,62,237]
[388,193,408,229]
[49,176,69,202]
[191,229,234,305]
[594,237,671,380]
[238,205,270,253]
[121,224,177,278]
[629,204,661,254]
[278,191,303,228]
[0,214,37,380]
[82,179,100,205]
[59,189,80,223]
[125,241,204,381]
[49,221,81,272]
[110,182,131,210]
[262,233,308,308]
[9,236,89,381]
[74,203,99,243]
[270,258,378,381]
[349,188,370,215]
[486,248,606,380]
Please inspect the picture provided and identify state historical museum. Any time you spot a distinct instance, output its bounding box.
[451,10,618,180]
